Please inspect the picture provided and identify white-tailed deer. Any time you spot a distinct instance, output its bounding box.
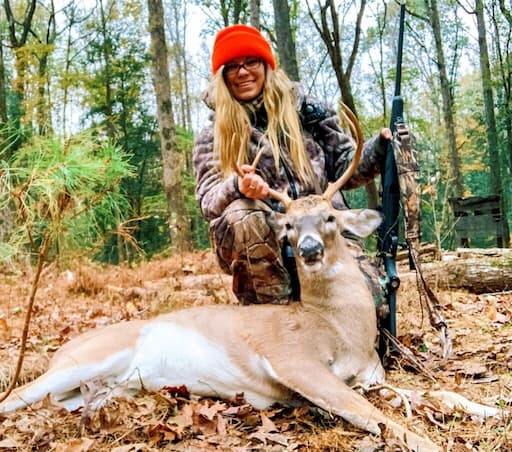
[0,109,502,451]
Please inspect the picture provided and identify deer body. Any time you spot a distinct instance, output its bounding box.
[0,234,384,413]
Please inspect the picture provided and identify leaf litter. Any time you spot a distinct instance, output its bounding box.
[0,251,511,450]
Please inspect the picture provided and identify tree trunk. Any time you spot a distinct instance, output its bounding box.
[0,35,7,126]
[250,0,261,29]
[497,0,512,171]
[37,52,52,136]
[272,0,299,81]
[475,0,510,247]
[167,0,191,130]
[427,0,464,199]
[421,249,512,294]
[3,0,37,139]
[98,0,116,139]
[147,0,191,253]
[232,0,243,24]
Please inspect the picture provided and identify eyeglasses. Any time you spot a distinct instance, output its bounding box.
[223,58,263,77]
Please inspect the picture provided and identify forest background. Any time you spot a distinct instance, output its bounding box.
[0,0,511,268]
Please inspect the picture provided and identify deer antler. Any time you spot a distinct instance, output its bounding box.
[236,148,293,210]
[237,103,362,210]
[322,103,364,202]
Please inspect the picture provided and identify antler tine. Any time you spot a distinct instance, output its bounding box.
[235,148,292,210]
[255,149,293,209]
[251,148,265,170]
[235,148,265,177]
[268,188,292,210]
[322,102,364,202]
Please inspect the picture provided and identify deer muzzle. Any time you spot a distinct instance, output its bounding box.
[298,235,324,265]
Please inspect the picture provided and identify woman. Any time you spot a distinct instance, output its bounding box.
[193,24,390,305]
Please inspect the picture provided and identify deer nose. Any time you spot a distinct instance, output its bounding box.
[298,236,324,263]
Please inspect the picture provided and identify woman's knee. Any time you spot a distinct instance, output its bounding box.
[210,199,279,268]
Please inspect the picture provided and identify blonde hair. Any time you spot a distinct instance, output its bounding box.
[211,67,314,183]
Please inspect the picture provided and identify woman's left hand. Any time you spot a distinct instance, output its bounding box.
[380,127,392,141]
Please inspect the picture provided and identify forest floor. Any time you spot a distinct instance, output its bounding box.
[0,250,511,451]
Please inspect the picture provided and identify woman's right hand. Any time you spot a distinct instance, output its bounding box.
[238,164,269,199]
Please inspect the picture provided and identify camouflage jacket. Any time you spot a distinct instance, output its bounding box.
[193,84,387,221]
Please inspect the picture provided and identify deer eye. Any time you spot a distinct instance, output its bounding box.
[285,222,293,231]
[326,215,336,223]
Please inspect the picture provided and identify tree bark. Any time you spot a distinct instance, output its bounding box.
[250,0,261,29]
[426,0,464,199]
[147,0,191,253]
[272,0,299,81]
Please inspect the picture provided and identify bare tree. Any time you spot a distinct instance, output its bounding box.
[306,0,365,115]
[147,0,191,253]
[424,0,464,198]
[307,0,382,207]
[3,0,37,113]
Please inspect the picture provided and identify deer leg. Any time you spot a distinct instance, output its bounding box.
[0,348,134,413]
[262,355,441,451]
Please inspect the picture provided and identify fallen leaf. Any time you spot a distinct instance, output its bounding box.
[260,413,278,433]
[486,305,497,321]
[0,437,18,448]
[216,414,227,436]
[111,444,149,452]
[163,385,190,399]
[51,438,95,452]
[249,431,290,446]
[199,400,226,420]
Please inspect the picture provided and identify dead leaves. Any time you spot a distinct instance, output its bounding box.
[1,252,512,450]
[14,388,303,451]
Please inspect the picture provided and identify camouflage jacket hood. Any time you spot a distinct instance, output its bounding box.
[193,82,385,221]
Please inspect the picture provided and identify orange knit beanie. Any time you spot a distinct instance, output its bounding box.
[211,24,276,74]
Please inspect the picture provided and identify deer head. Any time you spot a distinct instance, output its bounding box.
[273,200,382,274]
[266,103,382,273]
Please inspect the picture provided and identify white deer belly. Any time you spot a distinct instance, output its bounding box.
[119,321,283,408]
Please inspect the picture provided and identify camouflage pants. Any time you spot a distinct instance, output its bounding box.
[209,199,387,307]
[209,199,292,305]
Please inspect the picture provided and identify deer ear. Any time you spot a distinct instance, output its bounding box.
[339,209,382,238]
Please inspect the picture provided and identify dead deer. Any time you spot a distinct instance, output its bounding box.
[0,109,502,451]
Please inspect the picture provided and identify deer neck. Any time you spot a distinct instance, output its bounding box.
[297,243,375,314]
